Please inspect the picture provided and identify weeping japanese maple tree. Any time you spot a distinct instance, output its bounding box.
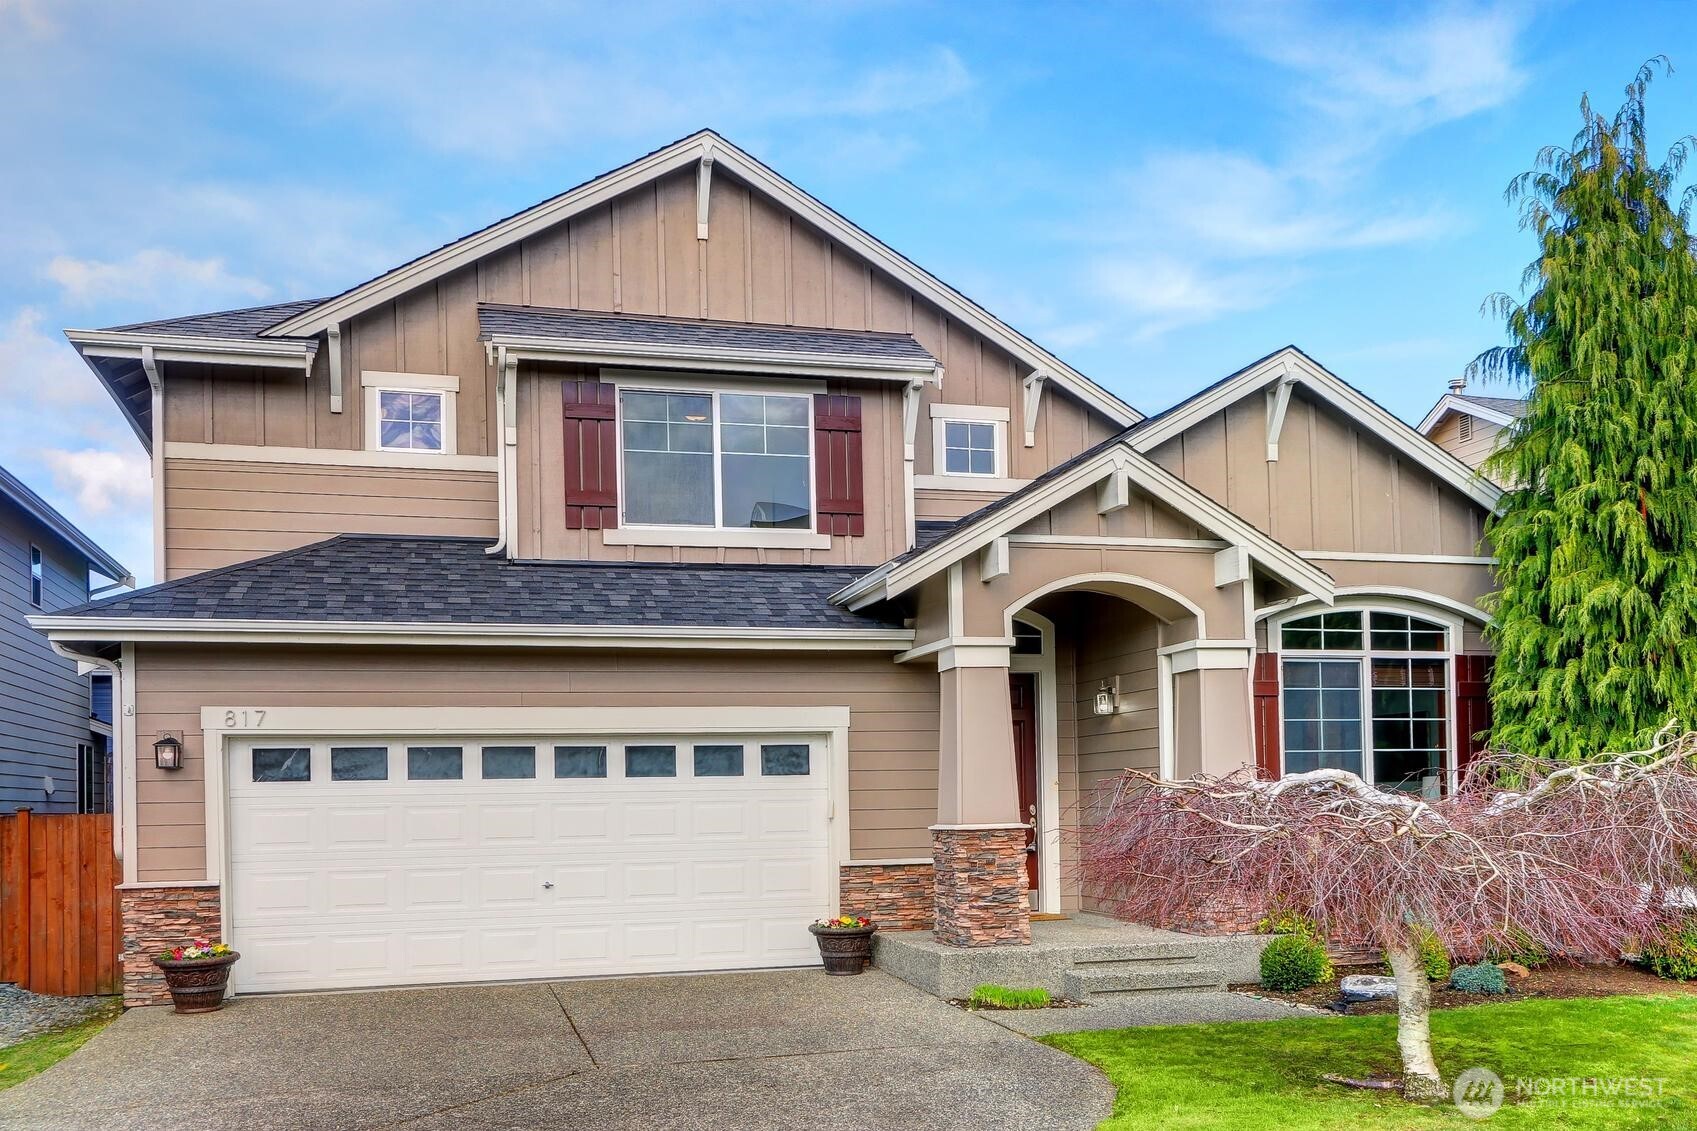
[1478,60,1697,761]
[1078,729,1697,1101]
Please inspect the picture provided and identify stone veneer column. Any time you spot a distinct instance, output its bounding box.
[119,883,223,1006]
[932,650,1031,947]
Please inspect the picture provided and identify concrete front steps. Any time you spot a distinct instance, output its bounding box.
[873,913,1266,1002]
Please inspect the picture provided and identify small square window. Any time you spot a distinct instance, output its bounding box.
[761,743,811,776]
[253,747,310,782]
[481,745,536,780]
[942,420,998,476]
[407,746,463,780]
[330,746,387,781]
[378,390,445,452]
[693,744,744,777]
[626,745,677,778]
[554,745,608,778]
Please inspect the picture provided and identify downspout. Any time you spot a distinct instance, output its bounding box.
[141,346,165,583]
[485,345,518,557]
[49,642,128,875]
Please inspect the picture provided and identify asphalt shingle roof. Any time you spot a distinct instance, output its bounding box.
[104,299,325,341]
[1454,393,1527,416]
[477,303,938,366]
[53,534,903,631]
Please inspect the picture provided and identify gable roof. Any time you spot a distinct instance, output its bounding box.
[1417,391,1526,435]
[33,534,908,647]
[103,299,324,341]
[478,303,940,380]
[258,129,1141,427]
[833,425,1335,609]
[1129,346,1504,513]
[0,463,131,584]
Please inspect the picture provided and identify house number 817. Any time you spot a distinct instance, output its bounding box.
[222,710,267,728]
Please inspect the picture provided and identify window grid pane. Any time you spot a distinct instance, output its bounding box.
[1281,660,1362,775]
[626,744,677,778]
[330,746,387,781]
[554,745,607,778]
[253,747,310,782]
[942,420,997,476]
[407,746,463,780]
[1369,658,1448,794]
[761,743,811,776]
[621,392,715,526]
[481,745,537,780]
[378,390,445,451]
[718,394,811,531]
[693,744,745,777]
[1280,612,1362,650]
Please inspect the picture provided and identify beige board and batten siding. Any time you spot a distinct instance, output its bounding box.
[161,460,497,579]
[1426,411,1505,471]
[130,645,940,882]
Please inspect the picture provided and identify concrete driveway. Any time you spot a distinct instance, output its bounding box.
[0,969,1113,1130]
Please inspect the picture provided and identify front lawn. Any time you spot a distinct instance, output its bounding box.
[0,1013,118,1092]
[1044,995,1697,1130]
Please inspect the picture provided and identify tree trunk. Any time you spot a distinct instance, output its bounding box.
[1384,931,1445,1101]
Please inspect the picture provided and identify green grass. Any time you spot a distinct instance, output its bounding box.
[0,1010,119,1092]
[1044,995,1697,1130]
[969,984,1052,1010]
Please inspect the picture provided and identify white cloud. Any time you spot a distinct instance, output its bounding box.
[39,448,151,515]
[0,307,99,406]
[1093,257,1300,339]
[46,249,272,308]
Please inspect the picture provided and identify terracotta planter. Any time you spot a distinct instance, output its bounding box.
[809,924,876,975]
[152,952,240,1013]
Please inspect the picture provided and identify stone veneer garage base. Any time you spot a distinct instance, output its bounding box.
[839,862,934,930]
[119,884,223,1007]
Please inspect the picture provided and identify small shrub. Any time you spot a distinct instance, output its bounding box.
[1449,962,1509,994]
[1260,933,1333,991]
[1485,927,1551,969]
[968,984,1051,1010]
[1384,928,1451,982]
[1255,909,1324,941]
[1636,919,1697,981]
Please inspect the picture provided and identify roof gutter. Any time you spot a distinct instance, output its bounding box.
[30,616,916,652]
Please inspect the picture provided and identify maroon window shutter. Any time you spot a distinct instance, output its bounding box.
[1455,654,1494,781]
[813,394,864,538]
[1251,652,1281,779]
[562,381,618,530]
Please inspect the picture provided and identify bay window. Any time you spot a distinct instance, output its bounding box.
[1278,609,1451,796]
[619,388,812,530]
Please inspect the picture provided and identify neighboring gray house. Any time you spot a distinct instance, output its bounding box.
[0,463,131,813]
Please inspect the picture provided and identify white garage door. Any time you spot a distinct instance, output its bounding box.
[226,733,830,993]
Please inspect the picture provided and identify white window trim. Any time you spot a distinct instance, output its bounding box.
[1268,601,1462,792]
[929,404,1008,481]
[610,374,825,548]
[362,372,460,455]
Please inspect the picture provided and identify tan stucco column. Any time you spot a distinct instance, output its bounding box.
[1164,641,1256,779]
[932,645,1030,947]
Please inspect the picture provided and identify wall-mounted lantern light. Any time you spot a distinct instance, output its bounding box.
[154,733,184,771]
[1093,678,1120,717]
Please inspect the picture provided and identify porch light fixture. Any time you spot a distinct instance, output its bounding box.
[1093,679,1120,717]
[153,733,184,772]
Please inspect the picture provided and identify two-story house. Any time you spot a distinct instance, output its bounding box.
[1,463,130,815]
[37,131,1501,1005]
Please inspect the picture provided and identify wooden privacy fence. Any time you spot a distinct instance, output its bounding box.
[0,810,122,996]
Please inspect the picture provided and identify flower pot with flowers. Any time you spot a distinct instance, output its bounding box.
[808,915,877,975]
[151,939,240,1013]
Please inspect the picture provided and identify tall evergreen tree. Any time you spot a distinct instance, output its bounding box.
[1477,60,1697,760]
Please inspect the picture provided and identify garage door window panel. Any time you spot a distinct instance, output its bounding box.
[482,745,537,780]
[407,746,464,780]
[555,745,608,778]
[330,746,388,781]
[761,744,811,776]
[253,747,311,782]
[626,745,677,778]
[693,744,745,777]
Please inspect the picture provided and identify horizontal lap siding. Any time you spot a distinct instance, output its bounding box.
[132,645,939,881]
[161,459,498,578]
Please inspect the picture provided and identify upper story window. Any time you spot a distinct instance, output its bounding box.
[929,404,1007,481]
[619,388,812,531]
[362,372,459,456]
[1276,608,1452,797]
[28,544,43,608]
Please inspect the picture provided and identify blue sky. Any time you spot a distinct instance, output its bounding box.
[2,0,1693,583]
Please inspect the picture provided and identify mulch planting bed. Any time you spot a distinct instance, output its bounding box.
[1233,961,1697,1014]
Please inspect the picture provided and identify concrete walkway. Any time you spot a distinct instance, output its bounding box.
[0,970,1114,1130]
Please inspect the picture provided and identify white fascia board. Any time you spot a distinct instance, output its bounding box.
[66,329,316,368]
[260,130,1141,428]
[1130,348,1503,513]
[1416,393,1517,435]
[31,616,914,651]
[860,443,1333,604]
[492,336,937,382]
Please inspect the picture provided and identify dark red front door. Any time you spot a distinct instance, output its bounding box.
[1009,673,1039,891]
